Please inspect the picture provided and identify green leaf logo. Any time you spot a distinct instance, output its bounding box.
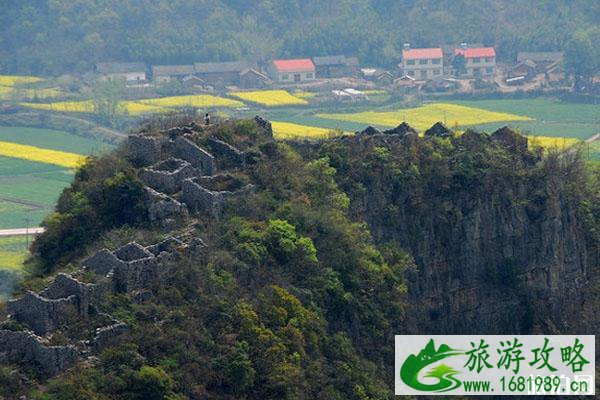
[400,339,464,392]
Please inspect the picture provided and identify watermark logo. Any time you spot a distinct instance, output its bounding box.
[400,339,463,392]
[395,335,595,396]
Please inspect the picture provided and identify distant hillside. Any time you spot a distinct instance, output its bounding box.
[1,0,599,74]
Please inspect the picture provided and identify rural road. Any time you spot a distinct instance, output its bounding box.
[585,133,600,144]
[0,227,45,237]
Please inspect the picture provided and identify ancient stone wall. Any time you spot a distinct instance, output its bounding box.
[169,136,216,175]
[207,138,245,169]
[139,157,197,194]
[92,323,129,352]
[40,273,95,315]
[8,292,81,335]
[181,176,254,216]
[254,115,273,137]
[127,135,165,166]
[0,330,79,376]
[83,248,125,277]
[143,187,188,225]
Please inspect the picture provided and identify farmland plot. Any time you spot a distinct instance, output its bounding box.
[230,90,308,107]
[139,95,243,108]
[317,103,532,131]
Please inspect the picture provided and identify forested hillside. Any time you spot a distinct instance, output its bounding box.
[0,117,598,398]
[1,0,599,74]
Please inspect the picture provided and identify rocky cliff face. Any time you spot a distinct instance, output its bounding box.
[311,128,599,335]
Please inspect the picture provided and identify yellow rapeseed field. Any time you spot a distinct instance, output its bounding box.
[140,95,243,108]
[21,95,242,115]
[0,75,44,86]
[527,136,580,150]
[0,87,63,100]
[293,90,317,99]
[363,90,388,95]
[0,141,85,168]
[121,102,170,115]
[0,86,12,98]
[230,90,308,106]
[272,121,344,140]
[317,103,532,131]
[20,100,95,113]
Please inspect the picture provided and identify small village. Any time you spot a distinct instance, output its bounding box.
[93,43,570,99]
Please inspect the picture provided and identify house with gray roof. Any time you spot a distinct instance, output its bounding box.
[193,61,256,85]
[313,55,360,78]
[96,62,147,82]
[152,65,195,82]
[517,52,564,64]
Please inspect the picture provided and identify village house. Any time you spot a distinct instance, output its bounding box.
[516,52,565,83]
[400,46,443,80]
[239,68,271,89]
[454,46,496,78]
[182,75,208,91]
[508,59,537,80]
[268,59,316,83]
[193,61,254,86]
[151,65,195,82]
[96,62,147,82]
[360,68,394,85]
[517,52,564,67]
[545,63,566,85]
[313,55,360,78]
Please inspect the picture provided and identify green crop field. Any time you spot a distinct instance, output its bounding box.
[261,98,599,141]
[0,126,109,229]
[0,236,28,271]
[446,98,600,140]
[588,141,600,162]
[0,126,112,154]
[0,155,74,229]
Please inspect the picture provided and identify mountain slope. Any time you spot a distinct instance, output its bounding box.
[0,117,598,399]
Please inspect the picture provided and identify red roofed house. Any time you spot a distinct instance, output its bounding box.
[401,45,443,80]
[269,59,316,83]
[454,46,496,78]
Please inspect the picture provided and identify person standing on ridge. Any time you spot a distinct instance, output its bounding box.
[204,112,210,126]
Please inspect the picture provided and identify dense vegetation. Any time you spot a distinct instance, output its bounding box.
[1,0,599,75]
[2,118,598,399]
